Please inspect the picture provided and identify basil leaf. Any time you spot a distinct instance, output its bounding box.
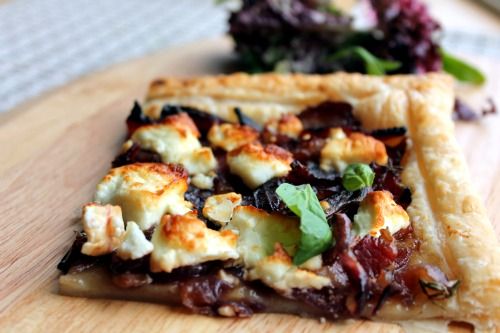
[318,3,342,16]
[352,47,401,75]
[439,49,485,85]
[276,183,333,265]
[342,163,375,192]
[331,46,401,75]
[419,279,460,300]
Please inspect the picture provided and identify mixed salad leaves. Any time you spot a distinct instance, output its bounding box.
[222,0,485,84]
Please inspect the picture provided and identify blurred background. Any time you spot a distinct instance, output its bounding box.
[0,0,499,113]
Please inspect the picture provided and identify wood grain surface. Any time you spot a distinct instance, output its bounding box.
[0,36,498,333]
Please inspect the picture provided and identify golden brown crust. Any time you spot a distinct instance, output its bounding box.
[143,72,454,130]
[142,73,499,329]
[400,86,500,327]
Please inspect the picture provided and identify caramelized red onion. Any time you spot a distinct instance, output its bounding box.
[298,101,361,131]
[111,142,162,168]
[234,107,263,131]
[126,102,224,138]
[306,214,422,317]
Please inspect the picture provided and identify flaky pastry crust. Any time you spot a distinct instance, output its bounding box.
[142,73,500,330]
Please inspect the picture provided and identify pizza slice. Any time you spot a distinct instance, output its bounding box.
[57,73,500,330]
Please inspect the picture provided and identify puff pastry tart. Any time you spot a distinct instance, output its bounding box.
[58,73,500,331]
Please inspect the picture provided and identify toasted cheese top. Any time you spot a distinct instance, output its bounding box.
[226,206,329,292]
[227,143,293,189]
[94,163,192,230]
[131,113,217,176]
[247,244,331,292]
[202,192,242,226]
[131,113,201,164]
[81,203,125,256]
[299,255,323,271]
[225,205,301,266]
[353,190,410,238]
[208,123,259,151]
[116,221,154,260]
[320,128,388,172]
[150,213,239,273]
[180,147,217,175]
[190,173,215,190]
[265,114,303,139]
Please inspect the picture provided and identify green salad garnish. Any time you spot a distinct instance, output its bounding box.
[439,48,485,85]
[330,46,401,76]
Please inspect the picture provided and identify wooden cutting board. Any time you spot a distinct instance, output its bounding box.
[0,36,498,333]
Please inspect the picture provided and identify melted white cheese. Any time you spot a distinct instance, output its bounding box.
[116,221,153,260]
[150,213,239,273]
[94,163,192,230]
[298,255,323,271]
[353,190,410,238]
[226,206,329,293]
[320,128,388,172]
[202,192,242,226]
[180,147,217,175]
[81,203,125,256]
[131,113,217,175]
[131,118,200,165]
[264,114,303,139]
[207,123,258,151]
[247,244,331,292]
[190,173,215,190]
[227,143,293,189]
[225,205,300,266]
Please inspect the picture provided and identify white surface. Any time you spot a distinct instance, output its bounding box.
[0,0,226,112]
[0,0,499,113]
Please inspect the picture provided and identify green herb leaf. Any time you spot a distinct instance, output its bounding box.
[318,3,342,16]
[419,279,460,300]
[342,163,375,192]
[214,0,236,4]
[276,183,333,265]
[331,46,401,75]
[439,48,485,85]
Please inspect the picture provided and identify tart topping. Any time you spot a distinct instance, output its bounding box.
[298,102,360,131]
[225,206,300,267]
[207,123,259,151]
[116,221,153,260]
[320,128,388,172]
[202,192,242,226]
[227,143,293,189]
[247,243,331,293]
[130,113,217,176]
[150,213,239,273]
[276,183,332,265]
[190,173,215,190]
[131,114,200,164]
[94,163,192,230]
[111,141,162,168]
[60,101,463,317]
[81,203,125,256]
[298,254,323,271]
[353,190,410,238]
[342,163,375,192]
[180,147,217,175]
[264,114,303,139]
[226,206,329,293]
